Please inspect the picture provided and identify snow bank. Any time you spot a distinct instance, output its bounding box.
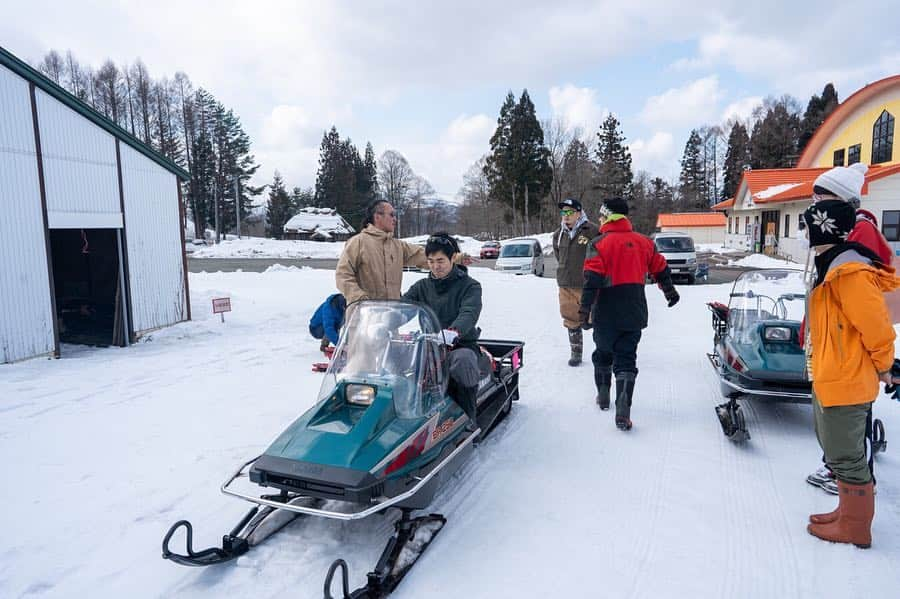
[696,243,742,255]
[191,237,347,259]
[729,253,802,268]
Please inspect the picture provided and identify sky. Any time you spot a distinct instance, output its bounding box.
[3,0,899,203]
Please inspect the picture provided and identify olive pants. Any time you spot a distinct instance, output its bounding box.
[812,394,873,485]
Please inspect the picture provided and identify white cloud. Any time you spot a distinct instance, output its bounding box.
[720,96,763,125]
[548,85,608,133]
[640,76,724,128]
[631,131,677,179]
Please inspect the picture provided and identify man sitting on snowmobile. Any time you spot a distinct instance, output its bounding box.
[403,232,482,426]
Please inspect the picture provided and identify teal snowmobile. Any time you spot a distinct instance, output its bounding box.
[706,269,811,441]
[162,300,524,597]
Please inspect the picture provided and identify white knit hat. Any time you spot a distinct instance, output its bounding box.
[813,162,868,202]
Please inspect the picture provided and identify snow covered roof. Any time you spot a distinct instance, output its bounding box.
[657,213,726,228]
[753,183,802,200]
[284,207,355,235]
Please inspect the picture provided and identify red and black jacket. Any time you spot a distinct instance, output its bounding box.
[580,218,674,330]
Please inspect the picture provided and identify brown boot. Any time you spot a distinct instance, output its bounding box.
[809,505,840,525]
[807,481,874,548]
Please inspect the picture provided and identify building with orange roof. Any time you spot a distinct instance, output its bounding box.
[714,74,900,264]
[655,212,726,243]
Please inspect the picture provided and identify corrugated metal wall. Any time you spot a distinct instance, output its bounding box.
[35,89,122,229]
[120,144,186,333]
[0,65,55,363]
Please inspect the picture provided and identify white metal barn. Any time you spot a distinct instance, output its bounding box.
[0,47,191,364]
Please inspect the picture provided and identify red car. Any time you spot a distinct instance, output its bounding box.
[480,240,501,259]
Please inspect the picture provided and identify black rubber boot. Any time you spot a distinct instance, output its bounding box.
[454,384,479,432]
[567,328,583,366]
[615,372,636,431]
[594,366,612,410]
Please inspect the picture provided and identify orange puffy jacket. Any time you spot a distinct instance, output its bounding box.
[808,257,899,407]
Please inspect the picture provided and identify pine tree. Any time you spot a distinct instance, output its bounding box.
[722,123,751,200]
[594,114,633,201]
[266,172,294,239]
[798,83,839,154]
[484,92,518,226]
[750,97,802,169]
[679,130,706,210]
[510,90,552,233]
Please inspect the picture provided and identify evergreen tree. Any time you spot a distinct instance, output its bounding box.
[798,83,839,154]
[510,90,552,233]
[750,98,802,169]
[594,114,633,201]
[266,172,294,239]
[314,127,369,228]
[722,122,751,200]
[679,130,707,210]
[484,92,518,225]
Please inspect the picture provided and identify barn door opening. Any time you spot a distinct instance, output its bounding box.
[49,228,129,348]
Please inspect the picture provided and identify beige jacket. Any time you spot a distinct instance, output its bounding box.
[335,225,427,304]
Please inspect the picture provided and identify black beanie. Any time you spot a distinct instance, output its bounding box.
[802,199,855,247]
[600,197,629,217]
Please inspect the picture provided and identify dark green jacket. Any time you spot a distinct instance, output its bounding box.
[553,219,599,288]
[402,265,482,347]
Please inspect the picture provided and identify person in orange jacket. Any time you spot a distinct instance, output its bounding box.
[802,199,899,548]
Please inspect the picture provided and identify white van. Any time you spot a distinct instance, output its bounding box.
[653,231,697,284]
[494,238,545,276]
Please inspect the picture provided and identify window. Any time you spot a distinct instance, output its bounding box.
[833,149,845,166]
[848,143,861,165]
[884,210,900,242]
[745,216,751,235]
[872,110,894,164]
[784,213,790,238]
[728,217,732,234]
[798,213,804,232]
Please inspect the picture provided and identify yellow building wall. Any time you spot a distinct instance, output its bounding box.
[814,97,900,167]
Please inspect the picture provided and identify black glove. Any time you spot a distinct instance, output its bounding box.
[578,309,592,330]
[663,286,680,308]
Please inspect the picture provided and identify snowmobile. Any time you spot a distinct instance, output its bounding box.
[162,300,523,598]
[706,269,812,442]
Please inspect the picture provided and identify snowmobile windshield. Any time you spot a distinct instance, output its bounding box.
[500,243,533,258]
[726,269,805,343]
[319,301,445,419]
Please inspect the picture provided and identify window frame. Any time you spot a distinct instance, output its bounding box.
[883,210,900,242]
[871,110,894,165]
[833,148,845,166]
[848,143,861,165]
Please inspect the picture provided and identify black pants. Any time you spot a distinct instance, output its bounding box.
[447,347,480,422]
[592,325,642,376]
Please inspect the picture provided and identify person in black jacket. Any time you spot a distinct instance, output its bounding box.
[579,197,680,431]
[553,198,599,366]
[403,232,483,426]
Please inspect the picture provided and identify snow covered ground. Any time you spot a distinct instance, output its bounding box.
[2,267,899,598]
[190,235,488,260]
[729,253,803,269]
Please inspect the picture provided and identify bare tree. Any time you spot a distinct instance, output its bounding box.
[64,51,85,99]
[131,60,152,144]
[409,176,435,236]
[94,60,122,124]
[377,150,415,236]
[38,50,64,84]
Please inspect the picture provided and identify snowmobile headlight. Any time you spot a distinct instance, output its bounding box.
[764,326,792,342]
[346,384,376,406]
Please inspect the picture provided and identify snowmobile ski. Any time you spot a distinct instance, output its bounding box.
[715,398,749,443]
[161,495,321,567]
[324,511,446,599]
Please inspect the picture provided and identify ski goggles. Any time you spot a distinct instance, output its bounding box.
[559,209,576,216]
[427,235,456,248]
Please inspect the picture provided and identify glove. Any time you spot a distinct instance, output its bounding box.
[663,287,680,308]
[440,329,459,346]
[578,309,592,330]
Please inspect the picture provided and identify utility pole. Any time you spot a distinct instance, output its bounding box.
[234,175,242,239]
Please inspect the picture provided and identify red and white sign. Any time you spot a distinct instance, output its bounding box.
[212,297,232,314]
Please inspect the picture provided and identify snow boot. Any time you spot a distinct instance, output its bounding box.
[567,328,583,366]
[594,366,612,410]
[807,481,875,549]
[806,464,839,495]
[454,384,480,432]
[614,372,636,431]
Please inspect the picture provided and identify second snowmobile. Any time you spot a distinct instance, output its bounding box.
[162,300,523,598]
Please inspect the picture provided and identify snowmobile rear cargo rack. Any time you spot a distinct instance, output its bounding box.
[220,426,481,520]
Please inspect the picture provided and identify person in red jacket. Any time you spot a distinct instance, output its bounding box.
[579,197,680,431]
[848,207,892,264]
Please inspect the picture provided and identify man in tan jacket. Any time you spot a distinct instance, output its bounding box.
[336,200,427,304]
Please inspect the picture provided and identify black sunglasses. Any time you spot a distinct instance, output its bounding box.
[428,236,455,246]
